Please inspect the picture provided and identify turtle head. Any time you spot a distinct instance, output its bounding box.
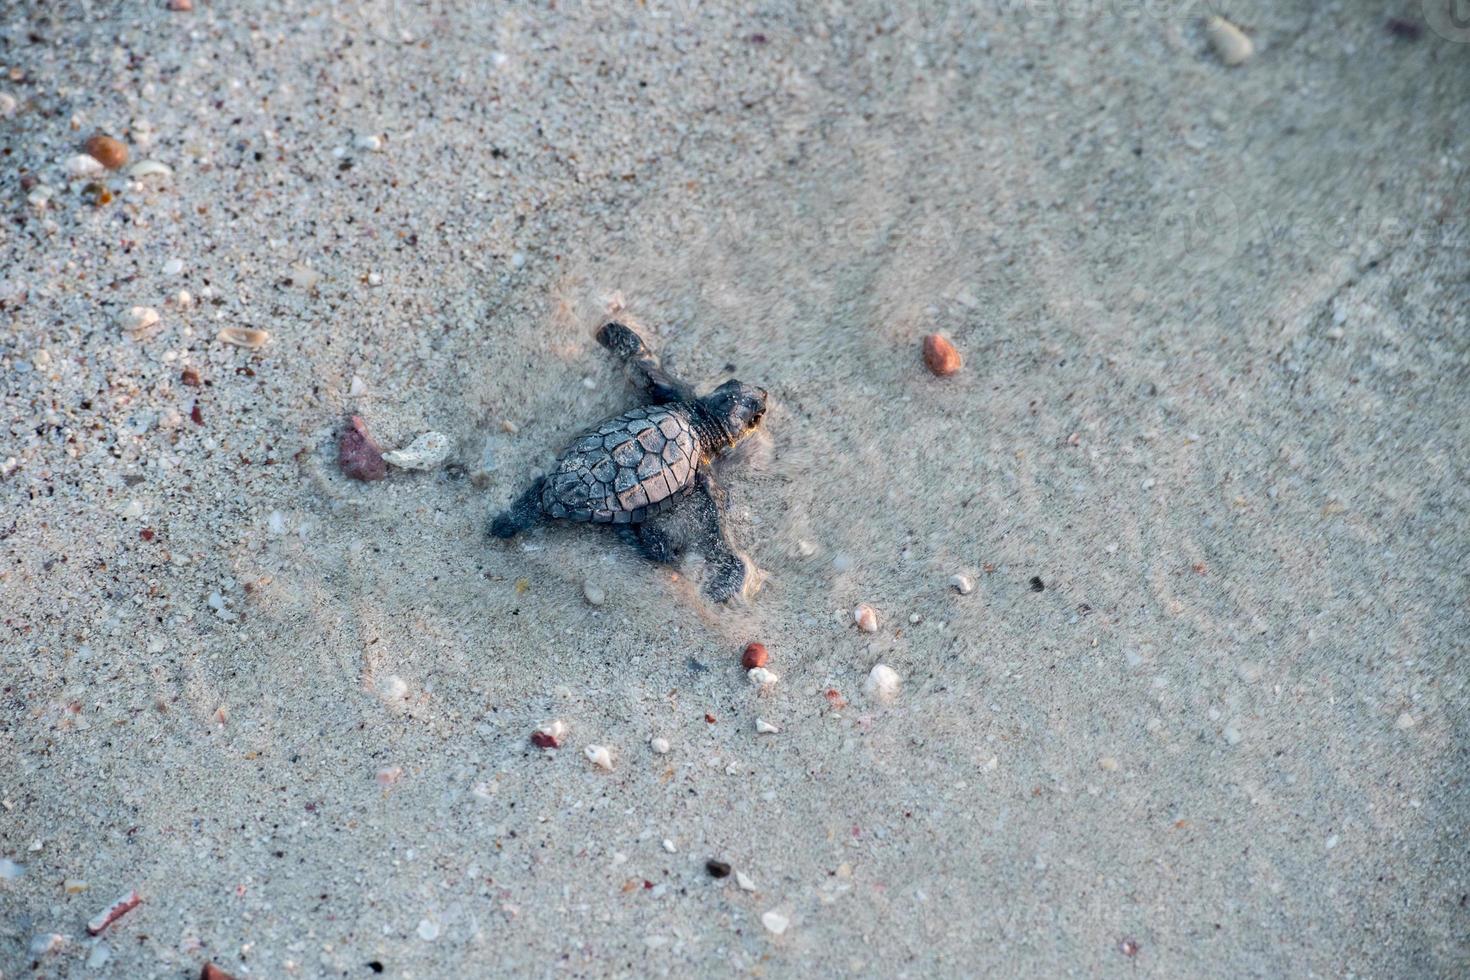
[701,379,767,448]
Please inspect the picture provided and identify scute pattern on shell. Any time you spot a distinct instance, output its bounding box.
[542,405,698,523]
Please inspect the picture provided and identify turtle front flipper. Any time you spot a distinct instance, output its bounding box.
[489,476,546,539]
[596,322,693,405]
[689,467,751,603]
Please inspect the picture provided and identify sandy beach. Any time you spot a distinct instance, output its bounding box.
[1,1,1467,976]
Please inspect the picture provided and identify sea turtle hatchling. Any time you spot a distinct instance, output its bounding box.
[490,322,768,602]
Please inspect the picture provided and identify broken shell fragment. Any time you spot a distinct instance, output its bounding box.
[217,326,270,350]
[1206,15,1253,66]
[339,415,387,482]
[584,744,614,770]
[532,719,566,749]
[747,667,779,688]
[755,717,780,734]
[949,574,974,595]
[382,431,451,471]
[127,159,173,179]
[864,663,901,703]
[86,889,141,935]
[853,603,878,633]
[119,306,161,339]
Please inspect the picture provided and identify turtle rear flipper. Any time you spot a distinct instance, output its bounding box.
[597,322,693,404]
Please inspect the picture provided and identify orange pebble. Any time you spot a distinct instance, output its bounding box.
[83,134,128,170]
[741,642,769,669]
[922,334,962,376]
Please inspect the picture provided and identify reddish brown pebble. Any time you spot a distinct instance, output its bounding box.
[180,367,202,387]
[201,965,237,980]
[704,713,716,724]
[190,402,204,426]
[1119,938,1140,957]
[922,334,962,376]
[83,134,128,170]
[139,528,155,542]
[741,642,768,670]
[339,415,386,482]
[170,0,195,10]
[530,731,560,749]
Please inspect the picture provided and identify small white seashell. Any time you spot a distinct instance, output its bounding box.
[582,579,605,607]
[949,574,974,595]
[853,603,878,633]
[761,910,789,935]
[584,744,613,770]
[382,431,451,471]
[1098,756,1120,771]
[909,612,922,624]
[174,289,192,308]
[290,263,321,290]
[65,153,104,177]
[127,159,173,179]
[376,674,408,701]
[119,306,161,338]
[650,736,670,754]
[864,663,900,703]
[0,92,16,116]
[539,719,567,740]
[747,667,779,687]
[162,257,184,275]
[1206,15,1253,66]
[355,133,383,152]
[755,717,780,734]
[735,870,757,891]
[217,326,270,349]
[662,839,676,854]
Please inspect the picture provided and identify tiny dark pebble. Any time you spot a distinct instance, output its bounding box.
[139,528,155,542]
[366,964,384,976]
[1385,17,1422,39]
[180,367,202,387]
[339,415,386,482]
[530,731,560,749]
[1030,576,1045,592]
[706,859,732,878]
[190,402,204,426]
[201,963,238,980]
[704,713,716,724]
[1119,938,1140,957]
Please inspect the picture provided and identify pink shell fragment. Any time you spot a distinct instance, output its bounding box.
[87,889,141,935]
[339,415,386,482]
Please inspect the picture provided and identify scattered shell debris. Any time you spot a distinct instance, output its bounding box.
[86,889,141,935]
[755,717,780,734]
[662,839,677,854]
[584,744,613,770]
[741,642,769,669]
[127,159,173,179]
[853,603,879,633]
[65,153,104,178]
[119,306,161,339]
[949,573,974,595]
[748,667,779,688]
[532,719,566,749]
[1206,15,1253,66]
[736,870,757,891]
[922,333,963,376]
[340,416,387,482]
[864,663,901,703]
[761,910,790,936]
[382,431,451,471]
[217,326,270,350]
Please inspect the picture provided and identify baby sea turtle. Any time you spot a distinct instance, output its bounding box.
[490,322,768,603]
